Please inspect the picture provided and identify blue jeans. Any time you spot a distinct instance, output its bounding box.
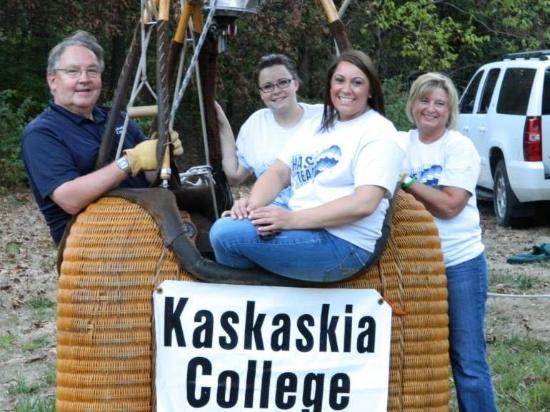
[209,217,372,282]
[447,253,498,412]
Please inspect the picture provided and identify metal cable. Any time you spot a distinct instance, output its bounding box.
[115,4,156,159]
[169,0,217,122]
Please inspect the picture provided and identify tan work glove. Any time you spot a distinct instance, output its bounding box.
[168,130,184,156]
[124,130,184,176]
[124,139,158,176]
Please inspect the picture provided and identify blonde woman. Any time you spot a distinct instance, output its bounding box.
[400,72,497,412]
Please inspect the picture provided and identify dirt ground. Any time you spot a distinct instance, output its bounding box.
[0,191,549,410]
[477,201,550,344]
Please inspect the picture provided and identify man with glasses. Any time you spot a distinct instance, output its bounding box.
[21,31,177,244]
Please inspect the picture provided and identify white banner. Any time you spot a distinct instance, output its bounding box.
[154,280,392,412]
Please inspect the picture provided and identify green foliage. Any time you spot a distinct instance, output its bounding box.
[43,363,56,387]
[0,0,140,101]
[28,296,56,323]
[21,336,49,352]
[28,296,55,310]
[485,0,549,53]
[365,0,489,78]
[0,333,16,349]
[489,336,550,411]
[1,0,549,171]
[382,77,412,131]
[0,90,39,190]
[14,397,55,412]
[8,377,39,396]
[513,274,534,290]
[489,268,541,291]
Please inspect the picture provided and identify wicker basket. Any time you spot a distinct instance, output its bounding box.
[56,190,448,411]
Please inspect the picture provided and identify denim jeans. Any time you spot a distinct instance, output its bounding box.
[447,253,498,412]
[209,217,372,282]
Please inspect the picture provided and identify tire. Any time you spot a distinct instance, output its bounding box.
[493,160,531,227]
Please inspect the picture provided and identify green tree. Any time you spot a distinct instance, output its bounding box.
[1,0,549,180]
[0,90,37,190]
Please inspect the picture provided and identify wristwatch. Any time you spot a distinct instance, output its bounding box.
[116,156,131,175]
[401,175,417,190]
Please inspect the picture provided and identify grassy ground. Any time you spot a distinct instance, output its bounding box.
[490,336,550,411]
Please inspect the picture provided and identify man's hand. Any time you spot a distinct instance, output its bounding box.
[125,130,183,175]
[149,130,184,156]
[168,130,184,156]
[124,140,158,176]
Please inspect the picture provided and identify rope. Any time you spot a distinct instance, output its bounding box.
[488,292,550,298]
[153,245,168,289]
[388,233,405,412]
[150,246,167,412]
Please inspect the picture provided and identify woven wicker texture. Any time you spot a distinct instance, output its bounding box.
[57,191,448,411]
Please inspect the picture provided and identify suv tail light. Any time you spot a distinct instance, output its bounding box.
[523,116,542,161]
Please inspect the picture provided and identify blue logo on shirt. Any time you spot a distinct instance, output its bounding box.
[413,164,442,187]
[291,145,341,186]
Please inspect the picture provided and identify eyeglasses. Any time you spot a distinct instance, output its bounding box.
[55,67,101,79]
[258,78,293,94]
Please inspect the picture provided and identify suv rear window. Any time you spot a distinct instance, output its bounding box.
[459,71,483,113]
[497,68,536,115]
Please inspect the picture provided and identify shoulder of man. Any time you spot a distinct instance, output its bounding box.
[22,106,60,138]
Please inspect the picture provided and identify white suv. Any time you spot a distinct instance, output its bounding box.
[457,50,550,227]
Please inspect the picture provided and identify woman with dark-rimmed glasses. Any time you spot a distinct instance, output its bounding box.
[216,54,322,207]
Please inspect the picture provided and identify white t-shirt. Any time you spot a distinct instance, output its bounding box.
[236,103,323,206]
[400,129,484,267]
[279,109,404,252]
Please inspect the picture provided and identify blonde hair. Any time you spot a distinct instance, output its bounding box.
[406,72,459,129]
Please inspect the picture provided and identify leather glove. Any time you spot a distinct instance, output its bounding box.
[124,140,158,176]
[125,130,184,176]
[148,130,184,156]
[168,130,184,156]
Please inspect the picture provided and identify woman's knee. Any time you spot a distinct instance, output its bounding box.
[209,218,228,249]
[209,218,257,248]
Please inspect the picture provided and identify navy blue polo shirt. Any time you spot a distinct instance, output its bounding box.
[21,101,149,244]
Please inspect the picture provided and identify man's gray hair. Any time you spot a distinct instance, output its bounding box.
[47,31,104,74]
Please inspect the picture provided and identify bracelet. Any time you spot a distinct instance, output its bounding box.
[401,175,417,190]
